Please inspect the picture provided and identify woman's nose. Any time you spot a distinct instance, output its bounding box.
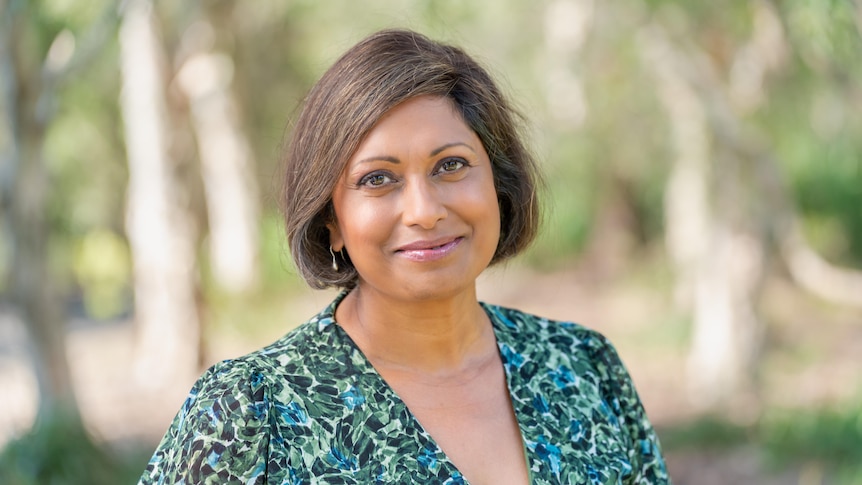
[401,179,447,229]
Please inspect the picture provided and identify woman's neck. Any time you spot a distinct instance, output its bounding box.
[335,285,498,377]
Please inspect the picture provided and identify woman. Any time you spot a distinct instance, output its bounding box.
[139,29,669,484]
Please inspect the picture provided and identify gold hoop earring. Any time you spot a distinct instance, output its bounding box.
[329,246,339,272]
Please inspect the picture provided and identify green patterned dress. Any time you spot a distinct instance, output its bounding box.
[139,291,669,484]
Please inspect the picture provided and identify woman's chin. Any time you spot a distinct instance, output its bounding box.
[358,272,479,303]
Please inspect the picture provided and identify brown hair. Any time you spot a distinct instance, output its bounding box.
[281,29,542,289]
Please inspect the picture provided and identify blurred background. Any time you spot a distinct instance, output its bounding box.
[1,0,861,483]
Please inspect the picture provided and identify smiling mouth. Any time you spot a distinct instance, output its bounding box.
[395,237,464,262]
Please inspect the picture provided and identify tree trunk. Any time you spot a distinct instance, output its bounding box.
[1,1,81,425]
[120,0,200,388]
[176,22,260,293]
[11,109,79,421]
[0,0,18,215]
[641,26,712,314]
[639,25,766,410]
[543,0,594,127]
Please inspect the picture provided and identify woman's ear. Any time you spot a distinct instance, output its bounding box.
[326,220,344,252]
[325,201,344,251]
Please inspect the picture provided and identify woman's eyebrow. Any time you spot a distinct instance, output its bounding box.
[354,142,476,166]
[430,142,476,157]
[354,155,400,166]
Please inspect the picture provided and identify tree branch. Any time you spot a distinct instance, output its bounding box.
[645,17,862,309]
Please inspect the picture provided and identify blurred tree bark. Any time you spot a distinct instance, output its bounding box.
[0,2,18,275]
[640,23,767,411]
[0,0,117,424]
[543,0,593,128]
[120,0,200,388]
[1,27,75,422]
[176,12,260,294]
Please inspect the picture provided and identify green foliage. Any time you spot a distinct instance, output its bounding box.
[527,136,597,267]
[761,73,862,266]
[258,211,304,289]
[786,0,862,66]
[659,415,751,451]
[40,0,105,29]
[795,161,862,266]
[761,398,862,477]
[71,229,131,319]
[659,394,862,482]
[0,412,147,485]
[755,0,862,266]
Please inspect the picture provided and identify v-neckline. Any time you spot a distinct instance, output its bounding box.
[320,291,535,484]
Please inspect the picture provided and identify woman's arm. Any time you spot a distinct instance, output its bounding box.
[592,334,671,484]
[138,360,271,484]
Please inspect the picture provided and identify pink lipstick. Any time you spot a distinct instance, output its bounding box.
[395,237,463,262]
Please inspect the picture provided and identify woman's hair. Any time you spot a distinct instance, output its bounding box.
[281,29,542,289]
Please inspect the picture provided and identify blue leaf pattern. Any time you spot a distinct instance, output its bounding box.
[275,401,308,426]
[339,385,366,410]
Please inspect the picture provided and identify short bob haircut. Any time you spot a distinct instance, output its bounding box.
[281,29,542,289]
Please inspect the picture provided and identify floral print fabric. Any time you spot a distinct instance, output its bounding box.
[139,291,670,484]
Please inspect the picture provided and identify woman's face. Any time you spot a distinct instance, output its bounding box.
[328,95,500,302]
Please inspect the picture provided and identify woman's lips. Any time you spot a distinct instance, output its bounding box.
[395,237,463,262]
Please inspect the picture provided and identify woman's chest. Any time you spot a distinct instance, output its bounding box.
[264,361,636,484]
[385,366,530,485]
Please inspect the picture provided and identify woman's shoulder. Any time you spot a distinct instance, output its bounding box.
[481,301,631,390]
[201,306,347,392]
[481,302,670,483]
[174,291,341,405]
[481,301,615,353]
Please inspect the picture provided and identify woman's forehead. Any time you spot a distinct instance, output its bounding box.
[346,96,483,164]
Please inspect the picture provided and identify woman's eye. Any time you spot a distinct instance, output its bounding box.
[360,173,392,187]
[438,158,465,173]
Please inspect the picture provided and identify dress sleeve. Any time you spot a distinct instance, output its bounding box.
[591,334,671,484]
[138,360,271,485]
